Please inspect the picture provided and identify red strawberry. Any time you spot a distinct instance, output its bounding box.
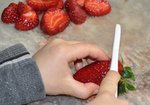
[74,60,122,85]
[40,8,70,35]
[17,2,32,15]
[68,7,87,24]
[56,0,64,9]
[1,3,19,24]
[35,10,43,15]
[74,59,136,94]
[65,0,87,24]
[65,0,78,12]
[76,0,85,7]
[26,0,59,11]
[15,2,39,31]
[84,0,111,16]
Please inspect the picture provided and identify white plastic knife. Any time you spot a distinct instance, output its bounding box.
[110,24,121,97]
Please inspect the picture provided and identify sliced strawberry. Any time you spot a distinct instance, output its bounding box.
[15,2,39,31]
[1,3,19,24]
[76,0,85,7]
[26,0,59,11]
[65,0,87,24]
[74,59,136,95]
[40,8,70,35]
[15,11,39,31]
[65,0,78,11]
[68,7,87,24]
[56,0,64,9]
[17,2,32,15]
[35,10,43,15]
[84,0,111,16]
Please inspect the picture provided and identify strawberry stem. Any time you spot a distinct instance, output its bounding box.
[118,65,136,95]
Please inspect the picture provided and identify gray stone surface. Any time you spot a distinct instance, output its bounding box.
[0,0,150,105]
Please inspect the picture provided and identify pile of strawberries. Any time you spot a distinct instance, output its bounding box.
[1,0,111,35]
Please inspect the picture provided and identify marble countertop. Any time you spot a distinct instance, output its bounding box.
[0,0,150,105]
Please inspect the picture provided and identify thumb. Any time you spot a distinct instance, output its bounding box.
[67,78,99,99]
[98,71,121,96]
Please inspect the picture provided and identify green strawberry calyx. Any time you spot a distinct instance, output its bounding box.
[118,57,136,95]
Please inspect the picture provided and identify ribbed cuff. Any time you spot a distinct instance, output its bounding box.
[0,44,46,105]
[0,44,29,65]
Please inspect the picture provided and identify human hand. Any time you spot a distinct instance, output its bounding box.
[33,39,109,99]
[86,71,129,105]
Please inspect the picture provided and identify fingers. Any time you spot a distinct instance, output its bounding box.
[67,78,99,99]
[45,38,109,68]
[98,71,121,96]
[45,38,109,62]
[86,58,95,64]
[67,43,109,62]
[74,59,83,70]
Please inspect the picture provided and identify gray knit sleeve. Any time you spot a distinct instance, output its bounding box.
[0,44,46,105]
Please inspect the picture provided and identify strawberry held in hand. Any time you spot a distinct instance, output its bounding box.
[74,60,122,85]
[40,8,70,35]
[15,2,39,31]
[1,3,19,24]
[84,0,111,16]
[74,59,136,94]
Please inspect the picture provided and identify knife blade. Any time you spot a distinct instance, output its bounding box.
[110,24,121,97]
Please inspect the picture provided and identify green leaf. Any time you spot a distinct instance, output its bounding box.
[118,79,136,95]
[118,82,127,95]
[126,82,136,91]
[122,66,135,81]
[118,56,136,95]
